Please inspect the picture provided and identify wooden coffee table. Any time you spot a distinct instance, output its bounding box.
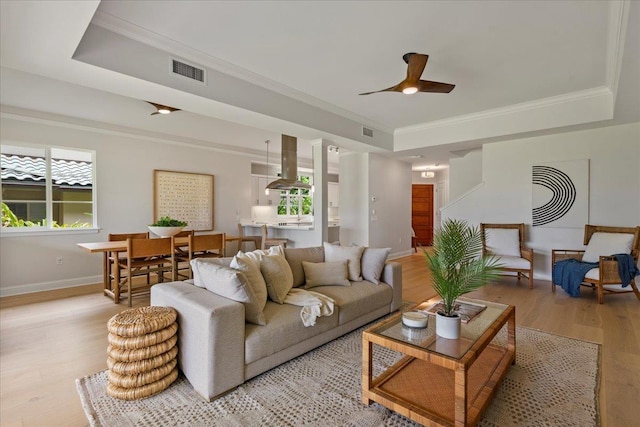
[362,297,515,427]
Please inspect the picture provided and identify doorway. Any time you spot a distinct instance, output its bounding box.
[412,184,434,246]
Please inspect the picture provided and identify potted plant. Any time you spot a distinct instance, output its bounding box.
[149,216,188,238]
[424,218,502,339]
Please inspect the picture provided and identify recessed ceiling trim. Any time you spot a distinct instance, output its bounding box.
[605,0,630,103]
[90,10,394,135]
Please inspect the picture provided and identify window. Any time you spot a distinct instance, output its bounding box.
[277,175,313,216]
[1,144,95,230]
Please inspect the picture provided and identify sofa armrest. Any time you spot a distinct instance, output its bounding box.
[151,281,245,401]
[381,261,403,312]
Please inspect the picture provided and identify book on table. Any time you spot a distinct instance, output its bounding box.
[420,300,487,324]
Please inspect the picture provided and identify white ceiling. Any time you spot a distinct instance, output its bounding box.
[1,1,638,170]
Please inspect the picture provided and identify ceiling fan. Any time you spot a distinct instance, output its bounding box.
[359,52,455,96]
[146,101,181,115]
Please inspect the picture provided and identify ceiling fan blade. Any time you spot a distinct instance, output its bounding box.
[359,83,402,95]
[406,53,428,83]
[417,80,455,93]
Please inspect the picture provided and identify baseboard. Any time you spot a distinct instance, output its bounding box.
[0,275,102,297]
[388,249,415,260]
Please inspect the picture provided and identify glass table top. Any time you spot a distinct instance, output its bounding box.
[369,296,510,360]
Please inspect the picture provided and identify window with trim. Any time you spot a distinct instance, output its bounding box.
[277,175,313,216]
[1,144,95,230]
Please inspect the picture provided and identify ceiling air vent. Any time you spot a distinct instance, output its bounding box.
[362,126,374,138]
[172,59,205,83]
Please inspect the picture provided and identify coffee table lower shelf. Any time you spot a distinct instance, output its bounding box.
[364,344,514,427]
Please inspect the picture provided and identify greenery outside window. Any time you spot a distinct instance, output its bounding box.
[1,144,96,230]
[277,175,312,216]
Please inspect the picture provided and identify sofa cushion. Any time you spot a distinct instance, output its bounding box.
[260,254,294,304]
[311,281,392,325]
[190,260,266,325]
[244,301,338,364]
[323,242,365,282]
[230,255,268,312]
[485,228,521,257]
[582,232,634,263]
[238,245,283,268]
[284,246,325,287]
[302,260,350,288]
[361,247,391,284]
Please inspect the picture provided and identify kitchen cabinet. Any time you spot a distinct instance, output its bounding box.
[328,182,339,207]
[252,176,281,206]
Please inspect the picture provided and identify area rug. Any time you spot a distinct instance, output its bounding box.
[77,324,600,427]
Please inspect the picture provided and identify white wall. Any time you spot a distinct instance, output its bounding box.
[339,152,412,258]
[0,115,254,295]
[449,148,483,200]
[442,122,640,280]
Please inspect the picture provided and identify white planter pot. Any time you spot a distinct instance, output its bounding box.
[148,226,184,238]
[436,312,461,339]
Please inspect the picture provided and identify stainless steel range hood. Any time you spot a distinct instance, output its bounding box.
[266,134,311,191]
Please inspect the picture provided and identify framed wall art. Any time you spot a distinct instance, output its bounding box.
[154,170,214,231]
[532,159,589,228]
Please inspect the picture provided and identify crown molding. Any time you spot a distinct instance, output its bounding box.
[605,0,631,103]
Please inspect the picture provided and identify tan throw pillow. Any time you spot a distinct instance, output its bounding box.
[323,242,365,281]
[284,246,325,287]
[260,254,294,304]
[361,247,391,284]
[230,255,268,312]
[190,259,266,325]
[302,260,350,289]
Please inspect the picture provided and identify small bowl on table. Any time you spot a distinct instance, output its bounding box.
[402,311,429,329]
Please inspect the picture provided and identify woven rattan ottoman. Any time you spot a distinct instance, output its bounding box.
[106,306,178,400]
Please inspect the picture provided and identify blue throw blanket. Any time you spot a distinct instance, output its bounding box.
[552,254,640,297]
[552,259,597,297]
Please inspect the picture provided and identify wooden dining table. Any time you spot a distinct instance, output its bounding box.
[77,237,190,301]
[78,233,234,301]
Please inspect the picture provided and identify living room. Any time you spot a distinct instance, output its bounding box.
[1,1,639,426]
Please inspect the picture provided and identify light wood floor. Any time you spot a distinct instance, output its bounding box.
[1,252,638,426]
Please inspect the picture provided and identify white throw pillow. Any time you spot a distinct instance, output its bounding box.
[237,245,283,268]
[190,259,266,325]
[302,260,350,289]
[484,228,521,257]
[323,242,365,281]
[260,254,294,304]
[582,232,634,263]
[230,255,268,312]
[361,247,391,284]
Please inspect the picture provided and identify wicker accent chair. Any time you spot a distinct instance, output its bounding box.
[480,223,534,289]
[552,225,640,304]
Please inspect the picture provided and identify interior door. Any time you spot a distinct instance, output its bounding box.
[412,184,434,246]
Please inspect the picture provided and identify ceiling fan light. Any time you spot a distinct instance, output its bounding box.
[402,86,418,95]
[157,108,171,114]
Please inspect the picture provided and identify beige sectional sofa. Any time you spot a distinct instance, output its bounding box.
[150,244,403,401]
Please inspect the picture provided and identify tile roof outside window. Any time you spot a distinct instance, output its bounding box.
[1,154,92,187]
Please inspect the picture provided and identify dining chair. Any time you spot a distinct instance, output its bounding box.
[117,237,175,307]
[261,225,288,251]
[480,223,534,289]
[236,223,262,252]
[174,233,225,279]
[107,232,149,303]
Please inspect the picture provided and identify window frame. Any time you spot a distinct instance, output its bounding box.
[277,176,313,217]
[1,142,99,236]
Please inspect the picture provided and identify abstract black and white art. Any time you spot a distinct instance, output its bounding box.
[532,160,589,227]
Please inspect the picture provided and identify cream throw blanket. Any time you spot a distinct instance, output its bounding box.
[284,288,335,327]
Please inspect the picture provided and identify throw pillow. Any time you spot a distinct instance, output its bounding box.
[302,260,350,289]
[361,247,391,284]
[230,255,268,312]
[323,242,365,281]
[190,259,266,325]
[484,228,521,257]
[284,246,325,287]
[582,232,634,263]
[238,245,283,268]
[260,254,294,304]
